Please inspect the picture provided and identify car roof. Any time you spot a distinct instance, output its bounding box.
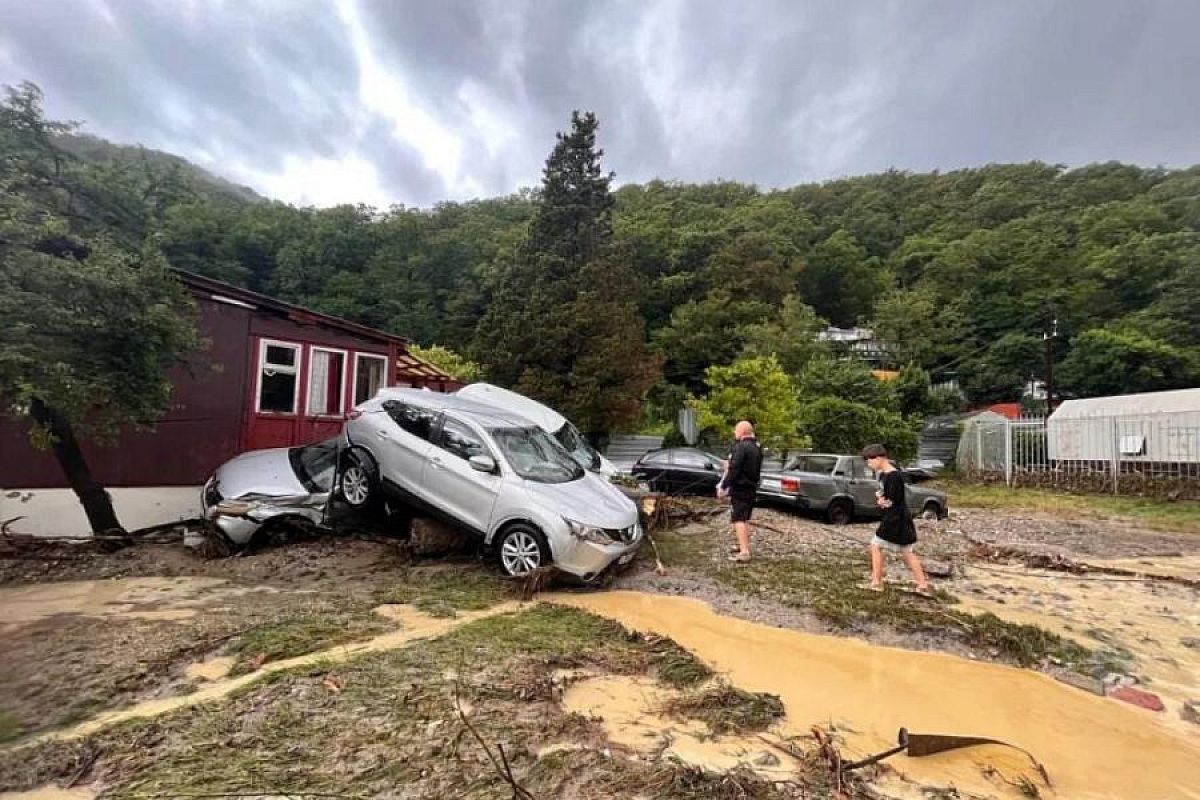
[455,383,567,433]
[372,387,536,428]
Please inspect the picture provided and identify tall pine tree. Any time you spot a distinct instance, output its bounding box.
[475,112,658,436]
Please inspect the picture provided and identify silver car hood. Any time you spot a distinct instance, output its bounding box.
[524,472,637,529]
[212,447,309,499]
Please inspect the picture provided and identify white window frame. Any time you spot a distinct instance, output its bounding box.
[352,352,390,406]
[255,338,302,415]
[306,346,350,417]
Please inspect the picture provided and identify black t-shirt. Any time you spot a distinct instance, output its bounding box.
[876,469,916,545]
[720,437,763,496]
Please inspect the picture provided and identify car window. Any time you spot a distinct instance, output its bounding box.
[787,455,838,474]
[439,417,488,462]
[641,451,670,465]
[384,401,439,441]
[289,437,339,491]
[673,450,712,469]
[490,426,584,483]
[554,422,601,471]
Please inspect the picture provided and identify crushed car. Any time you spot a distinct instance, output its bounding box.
[339,388,642,579]
[201,437,338,545]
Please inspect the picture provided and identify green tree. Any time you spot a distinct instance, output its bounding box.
[1057,327,1197,398]
[959,332,1042,403]
[794,358,890,407]
[689,355,807,453]
[654,290,772,391]
[796,397,919,461]
[410,344,483,384]
[739,295,830,378]
[892,363,932,417]
[797,230,886,327]
[474,111,658,434]
[0,82,203,532]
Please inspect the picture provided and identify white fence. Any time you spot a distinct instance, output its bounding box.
[957,411,1200,496]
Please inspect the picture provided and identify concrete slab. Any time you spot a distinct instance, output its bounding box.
[0,487,203,537]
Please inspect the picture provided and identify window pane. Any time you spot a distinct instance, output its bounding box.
[385,402,438,441]
[265,344,297,368]
[440,418,487,461]
[260,371,296,412]
[309,350,345,415]
[355,356,386,404]
[674,450,709,468]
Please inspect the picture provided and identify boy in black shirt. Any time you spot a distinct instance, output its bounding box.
[862,443,931,595]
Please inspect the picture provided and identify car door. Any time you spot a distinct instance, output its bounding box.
[421,415,501,534]
[377,400,440,503]
[637,450,673,491]
[841,457,880,514]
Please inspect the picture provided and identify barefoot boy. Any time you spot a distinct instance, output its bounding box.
[862,443,931,595]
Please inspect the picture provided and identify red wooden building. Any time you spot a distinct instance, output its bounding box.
[0,271,460,490]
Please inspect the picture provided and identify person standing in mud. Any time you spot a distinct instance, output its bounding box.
[862,443,932,595]
[717,420,763,562]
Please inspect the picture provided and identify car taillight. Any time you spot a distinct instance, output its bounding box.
[781,478,799,493]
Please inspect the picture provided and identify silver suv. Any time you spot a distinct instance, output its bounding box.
[340,388,642,579]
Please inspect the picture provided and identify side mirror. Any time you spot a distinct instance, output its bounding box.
[704,462,715,471]
[468,454,496,473]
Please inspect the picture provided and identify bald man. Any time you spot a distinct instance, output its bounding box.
[718,420,763,562]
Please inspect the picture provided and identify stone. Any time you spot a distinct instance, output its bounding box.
[1181,701,1200,725]
[923,559,953,578]
[1108,686,1165,712]
[1055,672,1105,696]
[1181,638,1200,650]
[753,751,781,767]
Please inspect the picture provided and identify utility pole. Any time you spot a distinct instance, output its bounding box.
[1043,317,1058,413]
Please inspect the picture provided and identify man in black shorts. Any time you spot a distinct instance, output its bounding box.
[718,420,763,562]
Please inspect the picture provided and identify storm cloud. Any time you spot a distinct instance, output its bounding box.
[2,0,1197,207]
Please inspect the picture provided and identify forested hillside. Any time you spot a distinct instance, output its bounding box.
[6,81,1199,442]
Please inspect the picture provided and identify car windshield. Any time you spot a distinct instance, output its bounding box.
[289,438,339,491]
[554,422,601,471]
[490,426,584,483]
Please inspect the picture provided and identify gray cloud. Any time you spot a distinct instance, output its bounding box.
[2,0,1197,207]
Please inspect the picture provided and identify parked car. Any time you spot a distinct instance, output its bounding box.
[201,437,339,544]
[340,388,642,579]
[631,447,725,496]
[455,382,619,478]
[757,453,948,524]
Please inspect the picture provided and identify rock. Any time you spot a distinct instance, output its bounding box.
[1181,638,1200,650]
[1181,701,1200,725]
[923,559,953,578]
[1055,672,1105,696]
[753,751,781,767]
[1108,686,1165,712]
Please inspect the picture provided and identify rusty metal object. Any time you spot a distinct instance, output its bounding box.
[842,727,1051,787]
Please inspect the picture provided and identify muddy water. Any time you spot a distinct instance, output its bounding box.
[550,591,1200,800]
[0,577,275,631]
[184,655,237,682]
[0,787,96,800]
[22,602,522,746]
[956,559,1200,736]
[561,674,801,779]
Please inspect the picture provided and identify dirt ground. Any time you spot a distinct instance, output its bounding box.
[1,498,1198,800]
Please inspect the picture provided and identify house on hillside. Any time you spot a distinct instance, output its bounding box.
[0,271,462,535]
[818,326,888,365]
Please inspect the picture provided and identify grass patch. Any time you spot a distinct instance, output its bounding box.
[662,684,784,735]
[939,480,1200,533]
[230,609,392,673]
[656,651,714,689]
[374,567,509,617]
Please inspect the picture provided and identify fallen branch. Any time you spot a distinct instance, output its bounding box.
[453,677,536,799]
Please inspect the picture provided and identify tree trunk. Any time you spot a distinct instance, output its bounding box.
[29,399,125,533]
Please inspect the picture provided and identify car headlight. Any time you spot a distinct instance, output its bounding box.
[564,517,616,545]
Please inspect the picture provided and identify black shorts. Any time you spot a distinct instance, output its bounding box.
[730,493,756,522]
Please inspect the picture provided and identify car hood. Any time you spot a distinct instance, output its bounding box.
[212,447,309,499]
[523,472,637,529]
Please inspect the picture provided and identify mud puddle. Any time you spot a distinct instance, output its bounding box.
[549,590,1200,800]
[956,560,1200,734]
[0,787,96,800]
[183,655,237,682]
[17,602,522,746]
[0,577,276,632]
[561,673,801,779]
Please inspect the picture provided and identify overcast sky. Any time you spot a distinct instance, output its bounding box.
[2,0,1197,208]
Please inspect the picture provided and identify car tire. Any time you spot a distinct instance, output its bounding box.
[921,501,942,521]
[338,449,379,510]
[496,523,552,577]
[827,499,853,526]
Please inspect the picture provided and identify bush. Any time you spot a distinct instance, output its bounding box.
[797,396,919,460]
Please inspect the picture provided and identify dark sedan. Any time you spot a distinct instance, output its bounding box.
[631,447,725,496]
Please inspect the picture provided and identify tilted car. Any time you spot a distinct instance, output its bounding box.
[340,388,642,579]
[757,453,948,524]
[201,437,339,544]
[630,447,725,496]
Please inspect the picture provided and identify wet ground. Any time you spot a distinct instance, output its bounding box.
[1,501,1198,799]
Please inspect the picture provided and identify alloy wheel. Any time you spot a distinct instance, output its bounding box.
[500,530,543,576]
[342,465,370,506]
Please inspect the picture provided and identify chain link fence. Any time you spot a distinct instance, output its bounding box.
[957,411,1200,499]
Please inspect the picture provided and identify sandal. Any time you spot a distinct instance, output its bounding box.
[728,552,752,563]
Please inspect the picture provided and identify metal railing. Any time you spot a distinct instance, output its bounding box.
[957,411,1200,497]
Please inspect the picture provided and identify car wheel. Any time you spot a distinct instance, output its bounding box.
[496,523,551,577]
[339,451,378,509]
[921,501,941,520]
[827,499,853,525]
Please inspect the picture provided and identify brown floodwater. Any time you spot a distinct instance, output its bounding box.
[0,787,96,800]
[549,590,1200,800]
